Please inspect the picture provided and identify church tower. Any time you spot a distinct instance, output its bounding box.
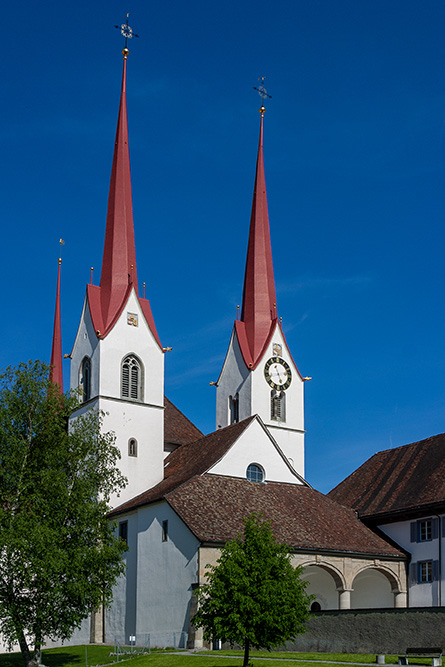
[70,46,165,507]
[216,105,307,476]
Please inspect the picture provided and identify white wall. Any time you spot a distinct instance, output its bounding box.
[216,329,251,429]
[106,502,200,647]
[379,516,444,607]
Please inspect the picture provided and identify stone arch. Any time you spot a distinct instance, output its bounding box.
[350,564,401,609]
[351,562,402,592]
[299,561,346,610]
[299,559,346,589]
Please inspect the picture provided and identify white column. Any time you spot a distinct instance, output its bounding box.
[393,590,407,608]
[338,588,353,609]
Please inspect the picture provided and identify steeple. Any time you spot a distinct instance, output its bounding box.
[84,48,162,347]
[50,258,63,392]
[100,50,138,328]
[236,111,277,369]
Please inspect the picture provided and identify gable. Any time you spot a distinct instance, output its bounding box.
[208,417,304,484]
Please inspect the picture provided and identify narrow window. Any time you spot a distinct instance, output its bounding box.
[119,521,128,545]
[246,463,265,483]
[162,520,168,542]
[418,560,433,583]
[128,438,138,457]
[229,393,239,424]
[419,519,432,542]
[121,355,144,401]
[79,356,91,403]
[411,518,437,542]
[271,389,286,422]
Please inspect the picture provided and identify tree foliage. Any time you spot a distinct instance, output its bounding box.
[193,513,313,667]
[0,361,127,667]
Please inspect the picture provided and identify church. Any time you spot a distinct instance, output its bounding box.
[43,39,445,650]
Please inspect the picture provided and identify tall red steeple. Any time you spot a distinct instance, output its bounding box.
[85,47,162,348]
[100,50,138,327]
[235,109,277,369]
[50,258,63,392]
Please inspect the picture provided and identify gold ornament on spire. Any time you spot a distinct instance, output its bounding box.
[115,13,139,57]
[253,77,272,116]
[58,238,65,263]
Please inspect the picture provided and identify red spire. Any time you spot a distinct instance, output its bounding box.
[84,51,163,349]
[238,113,277,367]
[100,53,138,327]
[50,258,63,393]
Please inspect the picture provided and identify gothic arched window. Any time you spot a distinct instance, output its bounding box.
[271,389,286,422]
[79,356,91,403]
[121,354,144,401]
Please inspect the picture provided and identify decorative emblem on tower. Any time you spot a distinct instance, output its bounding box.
[115,13,139,55]
[253,76,272,116]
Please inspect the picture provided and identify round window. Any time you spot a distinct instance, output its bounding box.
[246,463,264,483]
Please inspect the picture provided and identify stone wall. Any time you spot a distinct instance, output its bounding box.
[285,608,445,654]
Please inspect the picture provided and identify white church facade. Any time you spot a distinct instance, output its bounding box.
[32,39,445,652]
[58,46,409,647]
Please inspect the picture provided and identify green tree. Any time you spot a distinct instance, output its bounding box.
[193,513,313,667]
[0,361,127,667]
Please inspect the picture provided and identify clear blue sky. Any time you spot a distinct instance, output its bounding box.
[2,0,445,493]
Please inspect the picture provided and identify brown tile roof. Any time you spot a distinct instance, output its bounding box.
[164,396,203,446]
[166,475,404,558]
[111,416,257,516]
[328,433,445,519]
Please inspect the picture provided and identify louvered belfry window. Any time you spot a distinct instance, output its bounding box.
[121,355,143,401]
[271,389,286,422]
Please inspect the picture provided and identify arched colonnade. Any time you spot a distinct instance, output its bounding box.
[293,554,407,610]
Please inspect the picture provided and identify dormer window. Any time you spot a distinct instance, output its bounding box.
[79,357,91,403]
[121,355,144,401]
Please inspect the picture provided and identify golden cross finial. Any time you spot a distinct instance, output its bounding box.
[115,13,139,57]
[253,77,272,116]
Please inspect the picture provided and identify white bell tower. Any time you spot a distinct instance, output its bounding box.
[70,48,165,508]
[216,107,307,477]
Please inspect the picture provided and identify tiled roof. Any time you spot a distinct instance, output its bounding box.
[166,474,404,558]
[111,416,256,515]
[164,396,203,446]
[328,433,445,519]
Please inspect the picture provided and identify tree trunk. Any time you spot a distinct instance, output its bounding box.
[16,628,31,667]
[243,639,250,667]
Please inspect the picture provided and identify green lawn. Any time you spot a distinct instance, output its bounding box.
[204,652,400,664]
[0,645,405,667]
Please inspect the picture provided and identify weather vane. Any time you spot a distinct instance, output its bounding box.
[253,77,272,116]
[115,13,139,54]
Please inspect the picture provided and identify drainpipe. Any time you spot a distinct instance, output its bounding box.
[434,513,442,607]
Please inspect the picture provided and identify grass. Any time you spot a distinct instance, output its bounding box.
[203,651,400,664]
[0,646,409,667]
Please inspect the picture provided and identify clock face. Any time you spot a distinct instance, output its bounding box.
[264,357,292,390]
